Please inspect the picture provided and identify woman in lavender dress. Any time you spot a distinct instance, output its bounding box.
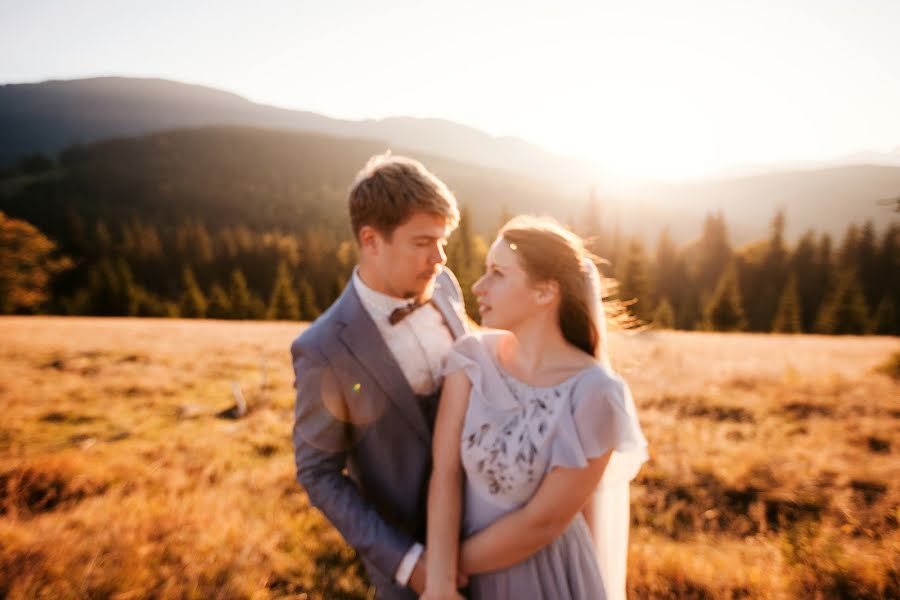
[422,216,648,600]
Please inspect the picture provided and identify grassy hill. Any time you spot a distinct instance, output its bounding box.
[1,317,897,598]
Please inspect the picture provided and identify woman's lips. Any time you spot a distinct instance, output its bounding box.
[478,303,491,315]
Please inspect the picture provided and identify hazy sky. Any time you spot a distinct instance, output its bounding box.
[2,0,899,179]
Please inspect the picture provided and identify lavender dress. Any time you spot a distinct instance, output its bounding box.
[443,332,646,600]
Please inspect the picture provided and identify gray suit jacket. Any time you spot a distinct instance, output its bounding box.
[291,269,468,599]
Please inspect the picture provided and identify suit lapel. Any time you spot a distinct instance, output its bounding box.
[432,277,467,339]
[334,284,431,443]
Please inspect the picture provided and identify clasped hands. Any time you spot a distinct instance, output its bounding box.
[410,550,469,600]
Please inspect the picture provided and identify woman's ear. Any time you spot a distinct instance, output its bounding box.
[534,280,559,305]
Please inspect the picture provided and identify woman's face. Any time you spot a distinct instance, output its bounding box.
[472,237,543,329]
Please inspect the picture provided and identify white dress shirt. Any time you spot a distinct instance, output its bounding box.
[352,269,454,395]
[352,268,454,585]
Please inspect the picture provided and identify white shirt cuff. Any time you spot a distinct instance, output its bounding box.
[394,542,425,587]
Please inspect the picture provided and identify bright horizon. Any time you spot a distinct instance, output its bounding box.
[2,0,900,181]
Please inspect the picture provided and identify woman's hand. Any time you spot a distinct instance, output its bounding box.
[420,585,465,600]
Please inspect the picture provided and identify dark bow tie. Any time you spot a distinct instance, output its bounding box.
[389,299,429,325]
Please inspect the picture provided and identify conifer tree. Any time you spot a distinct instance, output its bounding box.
[297,277,321,321]
[446,205,484,316]
[229,268,265,320]
[179,266,208,318]
[755,209,789,330]
[652,297,675,329]
[702,261,747,331]
[115,258,142,316]
[815,269,869,334]
[838,224,860,271]
[207,283,233,319]
[654,227,678,308]
[689,212,733,296]
[267,262,301,320]
[93,221,112,255]
[616,237,652,321]
[772,274,802,333]
[879,224,899,333]
[857,221,879,306]
[790,230,818,332]
[869,296,896,336]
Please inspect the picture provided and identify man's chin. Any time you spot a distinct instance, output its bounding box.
[407,276,437,301]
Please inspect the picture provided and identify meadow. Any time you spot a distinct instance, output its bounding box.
[1,316,897,599]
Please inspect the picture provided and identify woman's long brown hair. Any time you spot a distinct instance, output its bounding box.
[499,216,599,356]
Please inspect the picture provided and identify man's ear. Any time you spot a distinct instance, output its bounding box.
[358,225,380,255]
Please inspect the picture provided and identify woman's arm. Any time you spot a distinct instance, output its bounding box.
[422,370,472,599]
[581,491,597,537]
[459,450,613,575]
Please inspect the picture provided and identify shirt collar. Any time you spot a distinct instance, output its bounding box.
[352,267,414,321]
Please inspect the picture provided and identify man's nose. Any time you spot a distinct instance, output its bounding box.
[431,242,446,266]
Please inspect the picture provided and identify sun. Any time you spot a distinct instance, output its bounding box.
[536,80,720,182]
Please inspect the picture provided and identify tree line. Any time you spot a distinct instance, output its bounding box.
[2,200,897,335]
[581,198,898,335]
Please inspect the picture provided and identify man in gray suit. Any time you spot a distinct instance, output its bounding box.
[291,153,470,599]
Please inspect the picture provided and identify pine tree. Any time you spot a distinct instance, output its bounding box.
[755,209,789,331]
[790,230,818,332]
[772,274,802,333]
[267,261,301,320]
[179,266,207,318]
[654,227,678,306]
[446,205,484,316]
[616,237,652,321]
[207,283,233,319]
[879,224,900,334]
[869,296,896,335]
[702,261,747,331]
[93,221,112,255]
[688,212,733,297]
[229,268,265,320]
[857,220,879,309]
[580,187,606,254]
[297,277,321,321]
[84,260,117,315]
[815,269,869,334]
[652,297,675,329]
[115,258,142,316]
[838,224,860,271]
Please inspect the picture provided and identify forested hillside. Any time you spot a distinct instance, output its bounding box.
[1,126,897,334]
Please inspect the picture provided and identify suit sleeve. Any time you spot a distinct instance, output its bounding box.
[291,340,415,582]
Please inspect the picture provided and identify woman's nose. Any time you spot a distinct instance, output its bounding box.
[472,276,485,296]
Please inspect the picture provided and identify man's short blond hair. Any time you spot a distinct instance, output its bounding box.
[349,153,460,241]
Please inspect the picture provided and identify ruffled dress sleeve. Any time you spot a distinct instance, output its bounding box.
[549,366,649,488]
[549,365,649,600]
[442,333,481,378]
[442,332,520,412]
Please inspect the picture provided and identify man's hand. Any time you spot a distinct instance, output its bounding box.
[407,552,427,595]
[408,550,469,595]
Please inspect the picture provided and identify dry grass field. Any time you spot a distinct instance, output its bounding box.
[1,316,898,599]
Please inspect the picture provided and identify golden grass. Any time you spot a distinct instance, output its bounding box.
[1,317,898,599]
